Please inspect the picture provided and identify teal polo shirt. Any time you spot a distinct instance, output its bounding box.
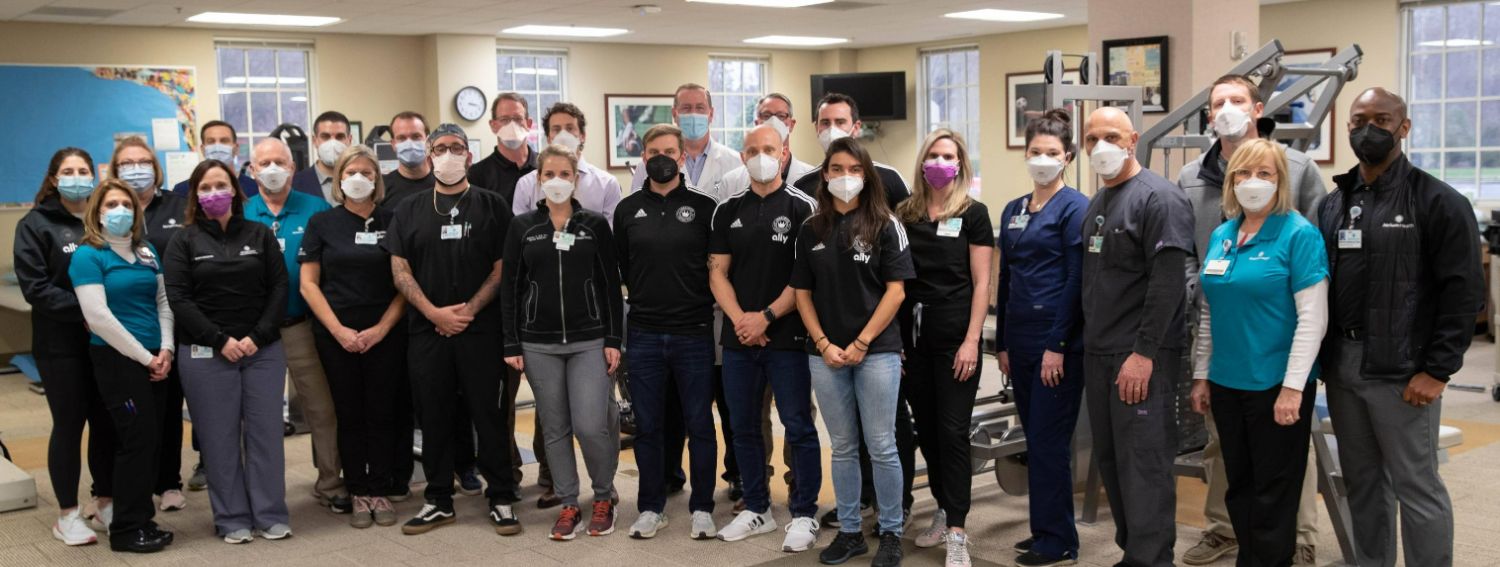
[67,243,163,349]
[1200,211,1328,391]
[245,191,331,320]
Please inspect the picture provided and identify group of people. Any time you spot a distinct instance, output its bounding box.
[16,74,1477,567]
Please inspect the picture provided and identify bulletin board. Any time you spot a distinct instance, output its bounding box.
[0,64,197,204]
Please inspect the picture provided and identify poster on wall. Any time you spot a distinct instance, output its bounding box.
[605,94,675,171]
[1271,48,1337,164]
[1103,36,1170,113]
[1007,70,1083,149]
[0,64,196,204]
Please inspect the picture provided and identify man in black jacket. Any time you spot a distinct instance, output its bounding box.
[1315,87,1482,567]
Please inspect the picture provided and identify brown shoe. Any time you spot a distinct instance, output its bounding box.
[537,489,562,509]
[588,499,616,536]
[1182,532,1238,565]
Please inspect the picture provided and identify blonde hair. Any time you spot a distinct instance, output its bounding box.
[81,179,144,247]
[1221,138,1293,217]
[537,143,580,175]
[108,136,164,190]
[331,145,386,204]
[897,128,974,223]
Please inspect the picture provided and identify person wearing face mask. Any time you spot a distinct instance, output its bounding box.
[501,144,624,541]
[612,125,722,540]
[108,137,191,513]
[1078,107,1194,567]
[1187,139,1329,567]
[163,160,291,544]
[291,111,354,205]
[793,93,911,209]
[792,136,915,567]
[383,111,436,205]
[1177,74,1327,567]
[629,83,742,198]
[245,138,344,512]
[708,124,822,552]
[717,93,817,203]
[171,121,259,198]
[299,145,409,529]
[511,103,623,223]
[467,92,538,205]
[69,179,177,553]
[1313,88,1482,567]
[993,110,1089,567]
[386,123,522,536]
[15,147,118,547]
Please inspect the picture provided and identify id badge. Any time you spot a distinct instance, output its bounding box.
[1204,258,1231,276]
[1088,235,1103,253]
[554,231,576,251]
[190,345,213,359]
[277,238,286,252]
[441,224,462,240]
[937,217,963,237]
[1338,229,1362,249]
[355,231,378,245]
[1006,214,1029,231]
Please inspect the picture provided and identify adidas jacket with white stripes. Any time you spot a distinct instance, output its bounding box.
[789,211,915,355]
[613,175,719,335]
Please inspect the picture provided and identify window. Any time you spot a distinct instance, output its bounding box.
[497,47,567,136]
[921,46,981,175]
[709,56,768,151]
[1404,2,1500,202]
[216,40,314,159]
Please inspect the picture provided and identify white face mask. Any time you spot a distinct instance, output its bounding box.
[826,175,864,203]
[1234,178,1277,213]
[746,153,781,184]
[818,125,851,151]
[541,177,575,204]
[1213,102,1252,141]
[551,130,582,153]
[1089,140,1130,180]
[764,116,790,142]
[256,163,290,194]
[341,174,375,202]
[1026,155,1065,185]
[432,153,468,186]
[317,139,348,167]
[498,122,529,150]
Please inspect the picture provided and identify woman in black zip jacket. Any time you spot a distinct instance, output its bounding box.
[15,147,117,546]
[501,144,624,541]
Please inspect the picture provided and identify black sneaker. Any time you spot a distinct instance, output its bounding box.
[328,494,353,514]
[490,502,522,536]
[868,508,911,538]
[728,479,744,502]
[401,503,456,535]
[1015,537,1035,552]
[819,531,869,565]
[871,532,903,567]
[457,468,483,496]
[1016,550,1078,566]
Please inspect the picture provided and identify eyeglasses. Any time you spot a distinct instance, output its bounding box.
[117,160,153,168]
[758,112,791,122]
[493,116,527,126]
[431,144,469,156]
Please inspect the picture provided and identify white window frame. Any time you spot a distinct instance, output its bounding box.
[496,46,569,136]
[214,38,316,155]
[708,55,770,150]
[1400,1,1500,204]
[919,45,981,175]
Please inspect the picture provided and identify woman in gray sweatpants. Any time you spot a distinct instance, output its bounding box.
[500,145,625,541]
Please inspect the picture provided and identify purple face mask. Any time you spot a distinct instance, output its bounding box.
[198,189,234,218]
[922,159,960,189]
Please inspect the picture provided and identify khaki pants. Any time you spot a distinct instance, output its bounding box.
[282,320,345,499]
[1202,410,1317,546]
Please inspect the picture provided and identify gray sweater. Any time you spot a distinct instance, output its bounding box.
[1176,141,1326,262]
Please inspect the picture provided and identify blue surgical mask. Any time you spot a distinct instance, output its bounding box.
[204,143,235,164]
[119,165,155,191]
[102,206,134,238]
[57,176,95,201]
[396,140,427,168]
[678,113,710,141]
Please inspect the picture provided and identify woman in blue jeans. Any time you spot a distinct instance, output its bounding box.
[792,137,915,567]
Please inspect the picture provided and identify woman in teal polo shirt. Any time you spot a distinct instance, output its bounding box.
[1189,138,1328,567]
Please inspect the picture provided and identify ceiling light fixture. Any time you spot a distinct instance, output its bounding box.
[944,9,1064,22]
[186,12,341,27]
[688,0,834,7]
[502,24,629,37]
[743,35,848,46]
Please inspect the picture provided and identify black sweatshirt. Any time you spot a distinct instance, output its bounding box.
[13,195,89,357]
[163,216,288,349]
[613,178,718,335]
[501,202,624,356]
[141,189,188,254]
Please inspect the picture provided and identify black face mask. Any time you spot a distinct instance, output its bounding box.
[646,155,680,184]
[1349,123,1398,166]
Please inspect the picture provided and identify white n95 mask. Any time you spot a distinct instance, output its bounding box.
[341,174,375,202]
[551,130,582,153]
[1234,178,1277,213]
[827,175,864,203]
[1089,141,1129,179]
[498,122,529,150]
[317,139,348,167]
[1213,102,1252,141]
[747,153,781,184]
[542,178,575,204]
[256,164,290,194]
[1026,155,1065,185]
[818,126,850,151]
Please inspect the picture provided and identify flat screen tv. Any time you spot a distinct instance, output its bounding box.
[810,72,907,121]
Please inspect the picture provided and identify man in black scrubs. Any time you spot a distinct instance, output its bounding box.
[383,111,436,205]
[387,123,522,536]
[467,92,537,205]
[1079,106,1193,567]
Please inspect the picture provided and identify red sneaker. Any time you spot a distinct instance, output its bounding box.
[588,499,616,536]
[551,506,582,541]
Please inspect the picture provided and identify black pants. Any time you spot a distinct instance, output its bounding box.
[1085,351,1180,567]
[314,310,409,497]
[400,377,476,487]
[409,331,518,505]
[152,366,183,494]
[904,344,980,527]
[1210,381,1316,567]
[88,345,160,536]
[37,354,115,509]
[666,364,738,485]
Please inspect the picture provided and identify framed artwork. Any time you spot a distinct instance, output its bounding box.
[1103,35,1170,113]
[1007,69,1083,149]
[605,94,676,170]
[1271,48,1337,164]
[349,121,363,147]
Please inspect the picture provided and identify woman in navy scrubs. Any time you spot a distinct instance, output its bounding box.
[996,109,1089,567]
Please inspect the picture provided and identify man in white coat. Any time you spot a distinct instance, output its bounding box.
[630,83,742,198]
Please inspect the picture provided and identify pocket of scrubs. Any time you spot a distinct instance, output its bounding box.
[1103,229,1143,271]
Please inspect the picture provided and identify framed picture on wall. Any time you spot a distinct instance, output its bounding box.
[349,121,363,147]
[1102,35,1170,113]
[605,94,676,170]
[1271,48,1337,164]
[1006,70,1083,149]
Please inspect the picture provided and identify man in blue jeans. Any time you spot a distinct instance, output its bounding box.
[614,124,722,540]
[707,124,822,552]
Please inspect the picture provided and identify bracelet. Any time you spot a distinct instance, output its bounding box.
[853,338,870,350]
[814,336,829,347]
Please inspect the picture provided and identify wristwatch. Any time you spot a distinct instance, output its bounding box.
[762,307,777,323]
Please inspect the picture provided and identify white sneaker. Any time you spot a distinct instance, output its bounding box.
[260,523,292,540]
[159,489,187,511]
[716,510,776,542]
[914,508,947,548]
[690,511,717,540]
[87,502,113,533]
[945,530,971,567]
[629,511,667,539]
[781,516,819,552]
[223,529,253,544]
[52,510,97,546]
